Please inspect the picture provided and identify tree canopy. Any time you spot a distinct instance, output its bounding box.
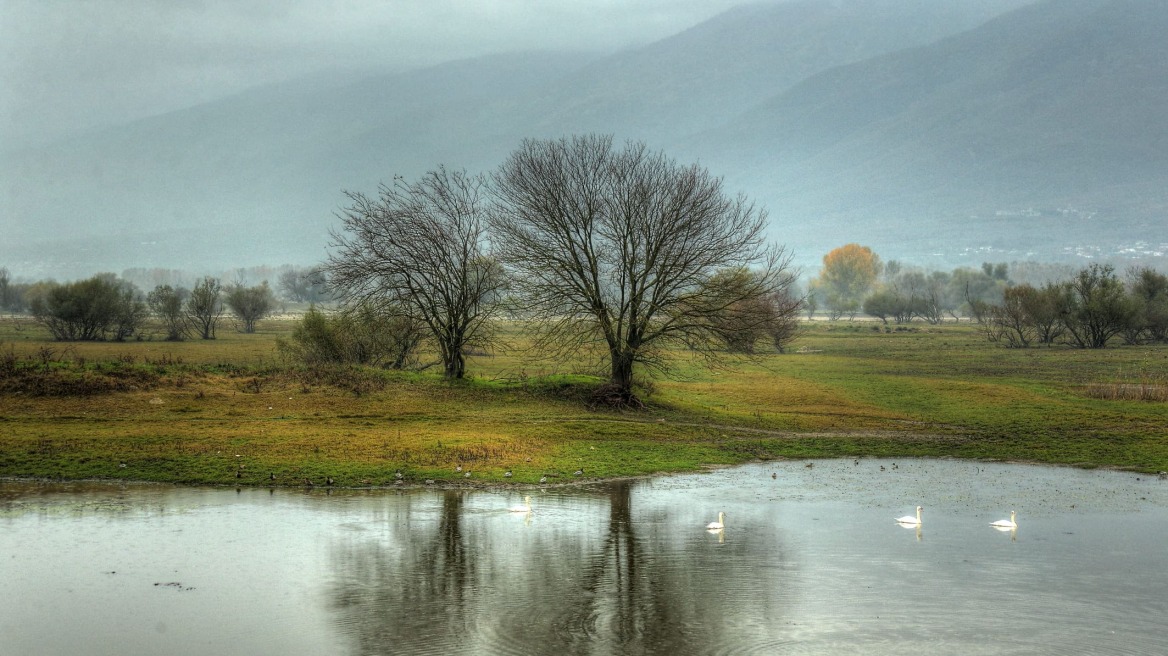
[325,167,503,379]
[491,134,796,403]
[818,243,882,319]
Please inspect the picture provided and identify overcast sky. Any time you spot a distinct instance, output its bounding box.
[1,0,749,148]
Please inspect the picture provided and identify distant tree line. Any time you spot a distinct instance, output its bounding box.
[2,267,296,341]
[806,245,1167,349]
[982,263,1167,349]
[808,245,1012,324]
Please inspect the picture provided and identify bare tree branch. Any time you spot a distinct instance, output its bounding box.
[491,134,798,402]
[324,168,504,379]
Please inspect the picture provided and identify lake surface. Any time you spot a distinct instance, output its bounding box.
[3,459,1167,655]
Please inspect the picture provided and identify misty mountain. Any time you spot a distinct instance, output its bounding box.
[6,0,1164,279]
[0,51,591,276]
[686,0,1168,259]
[473,0,1033,144]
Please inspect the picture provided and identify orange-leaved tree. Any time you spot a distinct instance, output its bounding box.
[817,243,882,319]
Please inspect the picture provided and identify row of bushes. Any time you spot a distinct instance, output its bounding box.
[9,273,278,342]
[981,264,1167,348]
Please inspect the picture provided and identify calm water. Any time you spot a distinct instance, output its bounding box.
[2,459,1167,655]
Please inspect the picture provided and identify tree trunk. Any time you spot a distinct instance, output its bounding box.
[610,351,635,396]
[445,348,466,379]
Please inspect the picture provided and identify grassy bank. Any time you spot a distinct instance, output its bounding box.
[2,317,1166,486]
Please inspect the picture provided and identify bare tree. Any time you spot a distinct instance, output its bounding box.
[278,267,333,303]
[147,284,189,341]
[1125,267,1168,344]
[0,267,10,311]
[1060,264,1138,349]
[1026,282,1068,344]
[186,277,224,340]
[705,268,802,354]
[225,281,276,333]
[761,283,802,352]
[325,167,503,379]
[988,284,1038,348]
[491,134,794,404]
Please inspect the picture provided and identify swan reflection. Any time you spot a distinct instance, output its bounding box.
[895,523,923,541]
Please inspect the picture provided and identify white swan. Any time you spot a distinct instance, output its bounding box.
[508,496,532,513]
[706,512,725,530]
[895,506,923,525]
[990,510,1017,529]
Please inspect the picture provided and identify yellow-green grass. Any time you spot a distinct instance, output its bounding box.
[1,317,1166,486]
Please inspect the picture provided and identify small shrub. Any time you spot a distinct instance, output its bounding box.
[277,305,424,369]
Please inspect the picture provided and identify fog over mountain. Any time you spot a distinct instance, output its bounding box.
[3,0,1165,279]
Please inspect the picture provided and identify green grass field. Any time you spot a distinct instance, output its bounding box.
[2,316,1165,486]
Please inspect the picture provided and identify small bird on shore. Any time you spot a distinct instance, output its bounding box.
[504,470,513,478]
[326,476,335,486]
[455,464,462,473]
[269,472,276,481]
[539,476,548,484]
[464,471,471,478]
[395,471,403,480]
[574,468,584,476]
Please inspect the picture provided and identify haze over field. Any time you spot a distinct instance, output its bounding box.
[3,0,1166,279]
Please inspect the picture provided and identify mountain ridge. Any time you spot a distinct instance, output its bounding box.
[6,0,1165,278]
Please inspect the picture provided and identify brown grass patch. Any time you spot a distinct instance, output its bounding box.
[1084,382,1168,402]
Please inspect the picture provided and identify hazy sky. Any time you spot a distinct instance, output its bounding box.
[1,0,748,148]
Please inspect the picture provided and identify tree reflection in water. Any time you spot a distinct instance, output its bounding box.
[326,482,790,655]
[576,481,679,652]
[327,490,477,652]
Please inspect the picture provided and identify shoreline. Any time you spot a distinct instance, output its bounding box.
[3,453,1154,491]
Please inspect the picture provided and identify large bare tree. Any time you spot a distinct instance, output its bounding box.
[491,134,795,404]
[325,167,502,379]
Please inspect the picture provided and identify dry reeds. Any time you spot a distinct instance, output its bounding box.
[1084,369,1168,402]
